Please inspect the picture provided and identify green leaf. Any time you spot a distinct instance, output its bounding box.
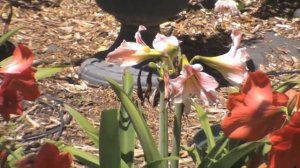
[146,156,180,167]
[275,79,300,93]
[107,78,163,168]
[287,95,297,115]
[209,140,265,168]
[194,103,216,151]
[64,104,99,147]
[58,144,100,168]
[200,137,229,168]
[182,145,202,167]
[119,69,135,167]
[100,109,120,168]
[7,147,24,168]
[0,56,12,67]
[56,142,129,168]
[35,67,64,80]
[0,28,20,46]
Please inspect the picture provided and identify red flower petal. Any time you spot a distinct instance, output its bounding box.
[268,112,300,168]
[4,68,40,101]
[273,92,289,106]
[34,143,72,168]
[0,87,23,121]
[0,44,33,74]
[221,71,288,141]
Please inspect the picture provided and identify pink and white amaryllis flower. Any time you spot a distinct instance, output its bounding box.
[214,0,240,15]
[169,64,219,106]
[195,29,250,86]
[106,25,180,67]
[105,41,161,67]
[153,33,180,59]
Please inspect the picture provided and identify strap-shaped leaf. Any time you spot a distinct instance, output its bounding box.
[100,109,120,168]
[0,56,12,67]
[119,69,135,167]
[52,141,129,168]
[0,28,20,46]
[182,145,202,167]
[209,141,265,168]
[275,79,300,93]
[194,103,216,151]
[60,145,99,168]
[35,67,63,80]
[146,156,180,167]
[64,104,99,147]
[200,137,228,168]
[107,78,163,168]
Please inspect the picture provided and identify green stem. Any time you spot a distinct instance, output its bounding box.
[159,81,168,167]
[171,103,184,168]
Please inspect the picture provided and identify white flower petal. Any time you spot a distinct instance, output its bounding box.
[135,25,147,45]
[153,34,179,52]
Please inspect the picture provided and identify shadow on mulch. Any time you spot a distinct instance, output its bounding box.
[9,0,61,10]
[186,0,217,11]
[178,30,232,86]
[179,30,231,57]
[252,0,300,19]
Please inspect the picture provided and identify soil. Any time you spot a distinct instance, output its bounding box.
[0,0,299,167]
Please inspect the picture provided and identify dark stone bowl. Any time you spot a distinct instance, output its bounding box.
[96,0,188,26]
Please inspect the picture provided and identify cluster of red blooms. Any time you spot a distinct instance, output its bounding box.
[221,71,300,168]
[0,44,39,120]
[0,45,72,168]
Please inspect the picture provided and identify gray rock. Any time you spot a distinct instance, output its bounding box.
[294,8,300,18]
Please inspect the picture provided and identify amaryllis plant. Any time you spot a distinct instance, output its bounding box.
[6,24,294,168]
[94,25,300,168]
[9,24,293,168]
[0,44,40,120]
[0,30,71,167]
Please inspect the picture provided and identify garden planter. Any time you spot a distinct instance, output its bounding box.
[80,0,188,87]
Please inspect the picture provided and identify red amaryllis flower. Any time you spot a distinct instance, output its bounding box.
[17,143,72,168]
[221,71,289,141]
[2,68,40,101]
[0,87,23,120]
[268,112,300,168]
[0,44,33,74]
[0,45,39,120]
[170,64,219,105]
[0,44,39,100]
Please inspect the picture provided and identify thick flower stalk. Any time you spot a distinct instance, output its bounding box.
[192,29,251,85]
[0,44,40,120]
[269,111,300,168]
[221,71,289,141]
